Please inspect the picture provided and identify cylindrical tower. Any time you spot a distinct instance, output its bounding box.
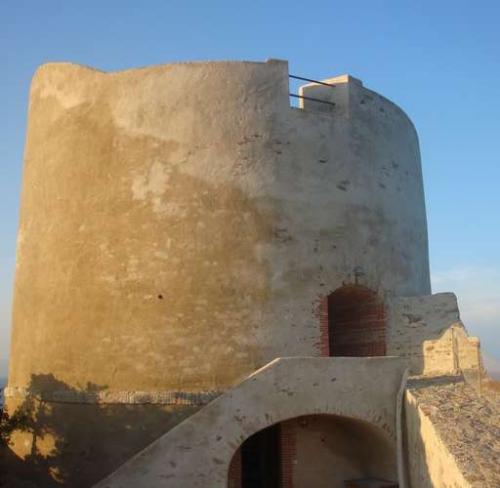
[6,59,430,485]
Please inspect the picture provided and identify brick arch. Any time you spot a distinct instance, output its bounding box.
[324,285,386,357]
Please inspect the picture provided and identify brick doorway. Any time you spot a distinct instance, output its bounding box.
[228,422,293,488]
[234,423,281,488]
[327,285,386,357]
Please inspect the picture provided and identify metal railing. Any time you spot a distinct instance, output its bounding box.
[289,74,337,107]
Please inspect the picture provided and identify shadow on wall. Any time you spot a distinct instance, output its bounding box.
[0,374,197,488]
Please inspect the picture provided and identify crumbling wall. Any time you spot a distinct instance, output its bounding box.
[405,390,472,488]
[453,327,484,392]
[387,293,461,375]
[405,377,499,488]
[387,292,484,383]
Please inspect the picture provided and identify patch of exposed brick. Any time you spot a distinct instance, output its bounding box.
[315,295,330,356]
[280,420,297,488]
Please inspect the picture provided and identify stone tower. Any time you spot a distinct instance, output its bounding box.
[6,60,488,488]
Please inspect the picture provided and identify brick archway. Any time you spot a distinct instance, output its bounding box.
[327,285,386,357]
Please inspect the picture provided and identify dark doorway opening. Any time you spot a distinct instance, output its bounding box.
[328,285,386,357]
[241,423,281,488]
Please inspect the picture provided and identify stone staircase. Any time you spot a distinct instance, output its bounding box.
[93,357,405,488]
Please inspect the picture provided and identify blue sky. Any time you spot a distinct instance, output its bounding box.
[1,1,499,372]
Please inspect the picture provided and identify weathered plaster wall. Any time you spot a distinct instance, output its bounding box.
[10,59,429,394]
[95,357,405,488]
[292,414,397,487]
[299,73,430,297]
[7,59,429,484]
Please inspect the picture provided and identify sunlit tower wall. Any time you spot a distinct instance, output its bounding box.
[6,59,430,485]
